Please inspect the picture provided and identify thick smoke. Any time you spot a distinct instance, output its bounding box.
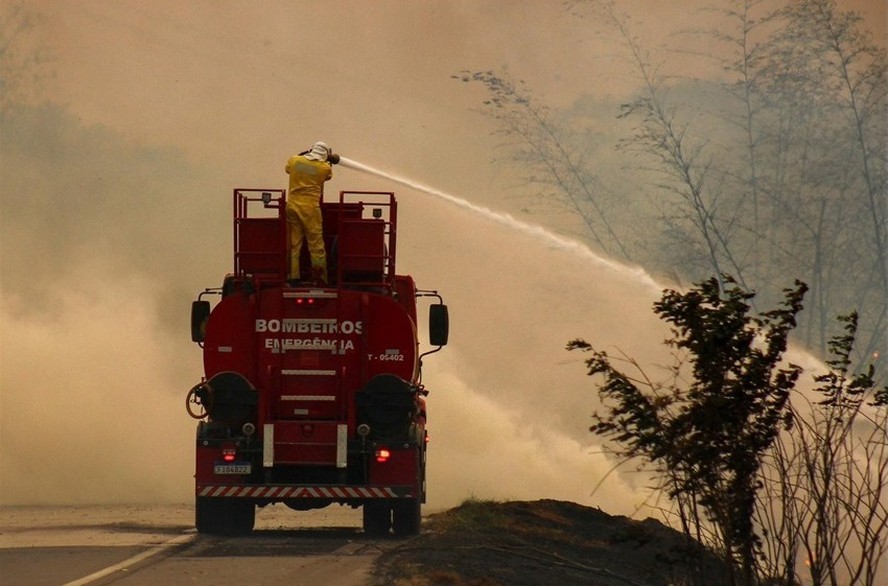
[1,262,194,504]
[0,105,671,511]
[0,105,219,504]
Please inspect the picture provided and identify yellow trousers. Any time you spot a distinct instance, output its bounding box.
[286,195,328,283]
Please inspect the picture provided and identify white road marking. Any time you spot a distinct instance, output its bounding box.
[61,531,196,586]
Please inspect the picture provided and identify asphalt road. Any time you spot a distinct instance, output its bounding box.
[0,504,395,586]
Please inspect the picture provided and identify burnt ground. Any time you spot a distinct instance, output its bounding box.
[371,499,729,586]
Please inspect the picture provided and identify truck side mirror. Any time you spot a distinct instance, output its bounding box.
[191,300,211,343]
[429,304,449,347]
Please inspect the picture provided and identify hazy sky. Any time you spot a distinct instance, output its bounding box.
[20,1,882,197]
[1,1,884,508]
[7,1,885,202]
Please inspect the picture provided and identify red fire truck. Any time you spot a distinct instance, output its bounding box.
[187,188,448,536]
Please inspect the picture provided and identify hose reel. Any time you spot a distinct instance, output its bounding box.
[186,371,258,425]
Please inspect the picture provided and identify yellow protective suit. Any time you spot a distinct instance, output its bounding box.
[285,153,332,283]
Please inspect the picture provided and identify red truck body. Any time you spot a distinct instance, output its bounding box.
[188,188,448,536]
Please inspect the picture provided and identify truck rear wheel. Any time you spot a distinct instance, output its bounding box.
[196,497,255,536]
[392,498,421,536]
[362,501,392,537]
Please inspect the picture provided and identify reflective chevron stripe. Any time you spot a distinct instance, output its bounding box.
[197,485,401,498]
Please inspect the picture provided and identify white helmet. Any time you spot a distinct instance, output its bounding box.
[304,141,330,161]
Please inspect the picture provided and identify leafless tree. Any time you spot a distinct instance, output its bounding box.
[770,0,888,378]
[461,0,886,369]
[453,70,632,261]
[756,313,888,585]
[608,9,758,296]
[577,0,885,375]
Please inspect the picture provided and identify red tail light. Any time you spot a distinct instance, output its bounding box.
[375,448,391,463]
[222,447,237,462]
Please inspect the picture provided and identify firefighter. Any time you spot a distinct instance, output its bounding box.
[285,142,335,285]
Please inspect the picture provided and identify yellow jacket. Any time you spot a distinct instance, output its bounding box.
[285,155,332,199]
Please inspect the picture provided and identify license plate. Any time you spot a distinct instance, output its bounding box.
[214,462,251,475]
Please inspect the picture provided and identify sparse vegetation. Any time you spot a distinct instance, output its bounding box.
[569,277,888,585]
[570,276,806,585]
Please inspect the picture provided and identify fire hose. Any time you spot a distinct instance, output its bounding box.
[186,381,211,420]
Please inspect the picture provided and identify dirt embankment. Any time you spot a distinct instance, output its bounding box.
[372,499,727,586]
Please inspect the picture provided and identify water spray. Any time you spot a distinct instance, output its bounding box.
[338,156,659,290]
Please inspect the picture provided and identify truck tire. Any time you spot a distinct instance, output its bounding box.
[392,498,421,537]
[362,501,392,537]
[225,499,256,535]
[196,496,223,534]
[196,497,255,536]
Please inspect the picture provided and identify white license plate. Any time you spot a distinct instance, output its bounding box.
[214,463,251,475]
